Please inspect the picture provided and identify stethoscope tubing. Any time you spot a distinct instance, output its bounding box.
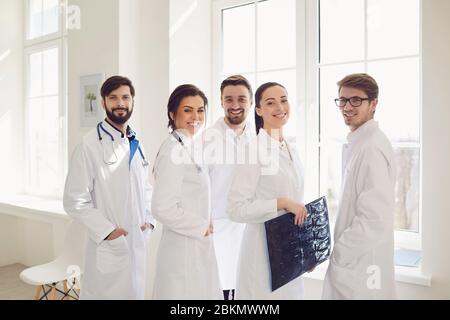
[97,122,148,167]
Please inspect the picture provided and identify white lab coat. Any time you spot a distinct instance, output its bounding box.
[227,129,305,300]
[151,132,222,300]
[322,120,396,300]
[63,120,154,300]
[203,118,254,291]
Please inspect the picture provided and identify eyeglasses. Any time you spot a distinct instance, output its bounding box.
[335,96,370,108]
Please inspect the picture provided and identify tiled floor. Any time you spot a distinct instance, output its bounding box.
[0,264,35,300]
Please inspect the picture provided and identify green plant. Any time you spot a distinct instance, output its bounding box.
[86,92,97,112]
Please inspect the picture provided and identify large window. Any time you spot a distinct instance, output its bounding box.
[318,0,421,239]
[25,0,67,197]
[214,0,421,248]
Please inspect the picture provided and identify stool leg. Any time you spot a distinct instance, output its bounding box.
[50,285,57,300]
[34,286,42,300]
[75,278,81,298]
[63,280,69,300]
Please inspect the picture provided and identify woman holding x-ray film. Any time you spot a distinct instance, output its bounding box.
[227,82,308,299]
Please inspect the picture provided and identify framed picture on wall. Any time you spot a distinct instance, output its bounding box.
[80,73,104,127]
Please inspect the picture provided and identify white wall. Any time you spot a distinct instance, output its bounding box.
[419,0,450,299]
[118,0,142,134]
[0,215,19,266]
[170,0,212,106]
[16,219,55,266]
[134,0,170,299]
[67,0,120,156]
[0,0,23,194]
[136,0,170,166]
[0,209,69,268]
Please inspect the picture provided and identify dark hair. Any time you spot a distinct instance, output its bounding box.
[220,75,253,102]
[254,82,286,134]
[101,76,135,99]
[167,84,208,131]
[337,73,379,101]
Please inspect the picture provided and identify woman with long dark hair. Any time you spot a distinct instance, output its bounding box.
[227,82,307,299]
[151,84,221,300]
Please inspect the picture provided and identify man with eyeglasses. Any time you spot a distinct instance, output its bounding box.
[322,73,396,299]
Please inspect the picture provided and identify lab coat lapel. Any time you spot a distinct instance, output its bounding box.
[285,140,303,192]
[341,120,378,186]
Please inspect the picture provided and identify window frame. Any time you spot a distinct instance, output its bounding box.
[212,0,305,139]
[212,0,255,123]
[311,0,422,250]
[24,0,67,199]
[24,0,65,46]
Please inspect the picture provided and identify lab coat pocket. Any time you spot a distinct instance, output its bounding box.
[96,236,130,274]
[330,260,356,299]
[143,228,153,242]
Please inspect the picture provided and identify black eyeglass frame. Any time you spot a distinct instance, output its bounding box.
[335,96,371,108]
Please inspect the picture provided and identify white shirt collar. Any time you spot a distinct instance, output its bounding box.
[258,128,283,149]
[214,117,255,141]
[347,119,378,144]
[102,120,126,140]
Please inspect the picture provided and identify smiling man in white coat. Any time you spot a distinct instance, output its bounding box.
[322,73,396,300]
[203,75,255,300]
[63,76,154,300]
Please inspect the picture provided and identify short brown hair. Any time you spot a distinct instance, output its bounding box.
[220,75,253,101]
[337,73,379,101]
[101,76,135,99]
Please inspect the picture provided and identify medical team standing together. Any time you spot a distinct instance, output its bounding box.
[63,72,396,300]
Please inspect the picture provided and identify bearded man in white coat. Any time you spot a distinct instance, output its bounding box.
[63,76,154,300]
[203,75,255,300]
[322,73,396,300]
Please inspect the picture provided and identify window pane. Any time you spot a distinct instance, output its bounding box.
[257,69,297,138]
[368,57,420,142]
[240,72,256,96]
[43,47,59,96]
[29,51,43,98]
[28,0,59,39]
[27,45,62,196]
[29,0,43,39]
[320,0,365,64]
[394,146,419,233]
[367,0,420,59]
[28,97,43,189]
[42,0,59,36]
[28,96,60,195]
[222,3,255,74]
[257,0,296,71]
[319,63,365,220]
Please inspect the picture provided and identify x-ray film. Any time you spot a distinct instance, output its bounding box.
[265,197,331,291]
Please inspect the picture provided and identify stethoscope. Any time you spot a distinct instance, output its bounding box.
[171,131,203,174]
[97,122,149,167]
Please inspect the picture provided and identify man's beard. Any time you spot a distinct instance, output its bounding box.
[106,107,133,125]
[226,109,246,125]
